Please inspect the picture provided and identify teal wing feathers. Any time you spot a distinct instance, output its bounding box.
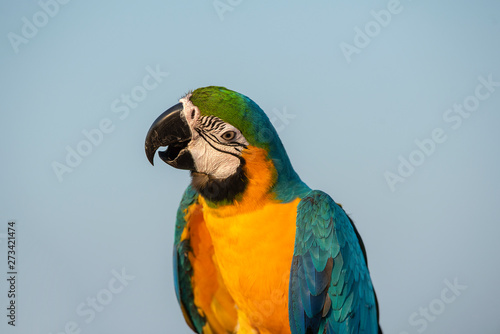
[172,185,205,333]
[289,190,381,334]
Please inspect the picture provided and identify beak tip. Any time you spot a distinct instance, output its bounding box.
[145,144,156,166]
[145,102,188,168]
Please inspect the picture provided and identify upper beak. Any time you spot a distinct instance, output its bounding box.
[145,103,194,169]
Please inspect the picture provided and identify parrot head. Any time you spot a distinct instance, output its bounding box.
[145,86,305,204]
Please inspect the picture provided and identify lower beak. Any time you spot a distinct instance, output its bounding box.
[145,103,195,170]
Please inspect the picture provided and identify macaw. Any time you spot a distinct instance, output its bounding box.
[145,86,382,334]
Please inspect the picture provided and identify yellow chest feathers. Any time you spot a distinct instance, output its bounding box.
[201,197,300,333]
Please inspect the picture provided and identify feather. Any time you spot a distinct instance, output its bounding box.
[289,190,381,334]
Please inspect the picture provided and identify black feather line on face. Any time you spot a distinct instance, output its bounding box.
[197,115,247,148]
[213,121,225,131]
[190,159,248,203]
[196,129,243,158]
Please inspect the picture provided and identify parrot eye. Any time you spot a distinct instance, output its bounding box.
[221,131,236,141]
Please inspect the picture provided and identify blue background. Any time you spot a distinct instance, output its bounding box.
[1,1,499,333]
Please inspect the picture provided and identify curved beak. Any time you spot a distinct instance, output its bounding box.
[145,103,194,170]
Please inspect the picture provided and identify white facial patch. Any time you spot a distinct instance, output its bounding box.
[178,93,249,180]
[188,139,241,179]
[179,93,201,139]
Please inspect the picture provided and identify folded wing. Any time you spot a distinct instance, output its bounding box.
[289,190,380,334]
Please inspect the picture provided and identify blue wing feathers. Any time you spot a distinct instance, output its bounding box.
[303,255,331,296]
[289,190,380,334]
[173,185,206,333]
